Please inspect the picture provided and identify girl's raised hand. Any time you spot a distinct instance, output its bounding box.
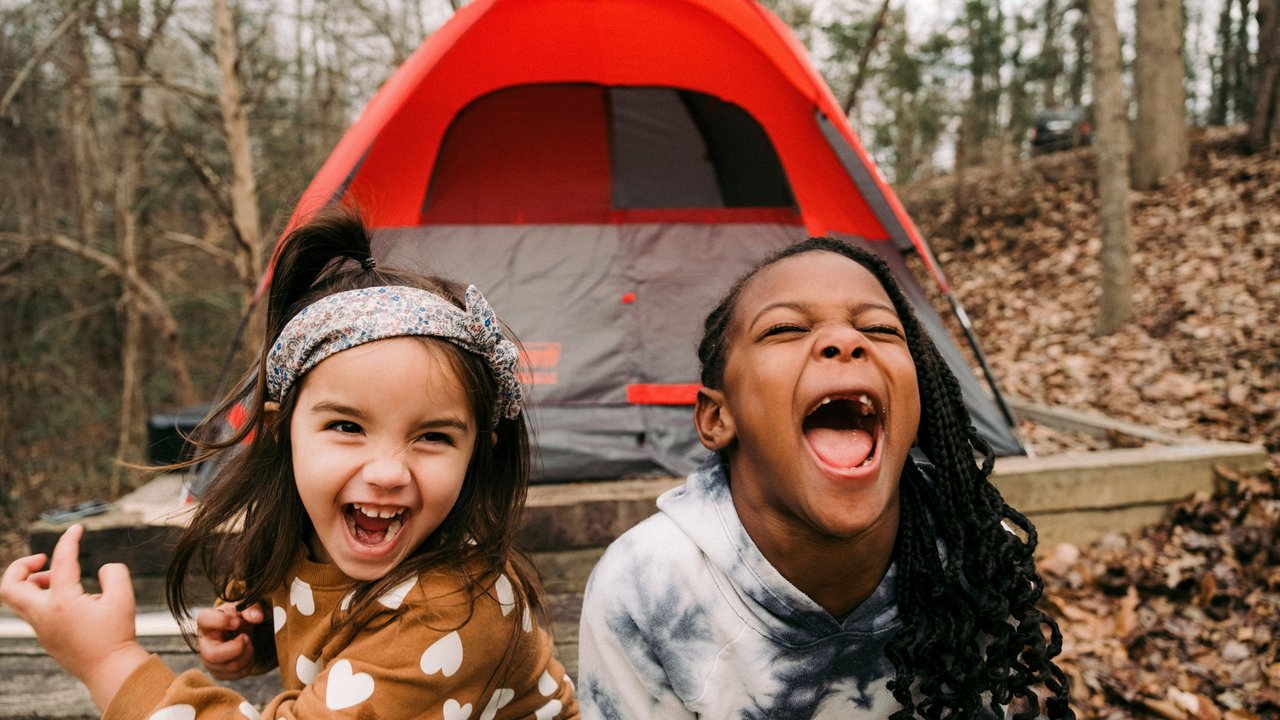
[0,524,150,711]
[195,602,264,680]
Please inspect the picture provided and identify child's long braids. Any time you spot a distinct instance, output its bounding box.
[697,237,1073,719]
[166,205,544,656]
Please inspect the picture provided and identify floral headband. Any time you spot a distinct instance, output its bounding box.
[265,285,524,420]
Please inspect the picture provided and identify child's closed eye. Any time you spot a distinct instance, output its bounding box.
[861,325,905,338]
[760,323,808,338]
[417,431,456,446]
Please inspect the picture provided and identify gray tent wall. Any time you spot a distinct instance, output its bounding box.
[362,84,1022,481]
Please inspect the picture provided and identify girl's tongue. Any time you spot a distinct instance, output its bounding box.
[803,400,876,469]
[347,507,401,546]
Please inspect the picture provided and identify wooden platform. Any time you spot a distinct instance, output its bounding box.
[3,399,1267,718]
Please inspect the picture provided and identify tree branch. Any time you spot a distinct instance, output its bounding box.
[0,0,96,118]
[164,230,237,265]
[841,0,893,117]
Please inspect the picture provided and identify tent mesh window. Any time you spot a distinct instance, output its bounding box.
[422,84,797,222]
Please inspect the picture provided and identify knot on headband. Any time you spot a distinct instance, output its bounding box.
[265,285,524,420]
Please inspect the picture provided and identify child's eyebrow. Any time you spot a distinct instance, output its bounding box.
[310,401,471,432]
[748,300,899,327]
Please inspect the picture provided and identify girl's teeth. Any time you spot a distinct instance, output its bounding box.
[351,503,404,519]
[820,397,831,405]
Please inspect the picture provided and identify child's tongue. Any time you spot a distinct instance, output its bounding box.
[806,427,875,469]
[351,511,393,545]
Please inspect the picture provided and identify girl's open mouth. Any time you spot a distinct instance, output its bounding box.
[344,503,407,547]
[802,393,881,470]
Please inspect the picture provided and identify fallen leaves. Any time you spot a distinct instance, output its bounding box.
[902,127,1280,718]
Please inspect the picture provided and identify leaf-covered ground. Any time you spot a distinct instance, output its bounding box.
[901,126,1280,719]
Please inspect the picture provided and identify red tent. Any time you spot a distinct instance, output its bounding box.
[280,0,1022,480]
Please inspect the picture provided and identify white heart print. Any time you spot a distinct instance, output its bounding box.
[340,590,354,612]
[378,576,417,609]
[535,699,563,720]
[443,698,473,720]
[495,573,516,616]
[238,702,260,720]
[289,577,315,616]
[147,706,195,720]
[420,631,464,677]
[522,605,532,633]
[538,670,558,696]
[273,605,286,633]
[296,654,321,685]
[325,659,375,710]
[479,688,514,720]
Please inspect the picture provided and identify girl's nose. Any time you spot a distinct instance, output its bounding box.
[361,454,411,491]
[815,326,867,361]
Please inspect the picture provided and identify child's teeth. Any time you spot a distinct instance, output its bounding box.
[820,397,831,405]
[351,503,403,519]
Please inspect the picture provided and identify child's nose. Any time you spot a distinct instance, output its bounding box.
[361,453,411,490]
[814,326,868,361]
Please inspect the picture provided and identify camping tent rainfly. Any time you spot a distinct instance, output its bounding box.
[278,0,1024,480]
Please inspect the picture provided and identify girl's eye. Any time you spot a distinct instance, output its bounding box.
[862,325,905,338]
[418,432,455,446]
[326,420,363,434]
[762,323,807,338]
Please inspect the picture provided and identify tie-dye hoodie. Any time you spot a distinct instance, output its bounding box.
[577,455,903,719]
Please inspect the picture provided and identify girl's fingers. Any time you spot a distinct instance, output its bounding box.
[48,525,85,595]
[241,604,264,624]
[96,563,134,606]
[198,632,251,665]
[0,554,50,610]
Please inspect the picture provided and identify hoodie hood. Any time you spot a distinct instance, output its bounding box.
[657,454,901,645]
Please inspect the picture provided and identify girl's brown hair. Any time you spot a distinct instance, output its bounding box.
[166,205,543,653]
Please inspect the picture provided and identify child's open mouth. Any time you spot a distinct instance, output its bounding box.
[344,503,407,547]
[802,393,881,470]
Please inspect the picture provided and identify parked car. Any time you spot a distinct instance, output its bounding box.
[1031,107,1093,155]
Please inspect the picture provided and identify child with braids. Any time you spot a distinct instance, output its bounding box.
[577,238,1072,719]
[1,208,578,719]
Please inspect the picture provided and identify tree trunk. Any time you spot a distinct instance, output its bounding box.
[1247,0,1280,151]
[108,1,147,490]
[841,0,892,116]
[1040,0,1063,108]
[1133,0,1188,189]
[212,0,264,298]
[1088,0,1134,335]
[60,1,100,245]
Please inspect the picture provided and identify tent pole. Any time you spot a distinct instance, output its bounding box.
[944,292,1025,451]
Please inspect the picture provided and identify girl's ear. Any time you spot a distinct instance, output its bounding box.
[263,401,280,427]
[694,387,736,451]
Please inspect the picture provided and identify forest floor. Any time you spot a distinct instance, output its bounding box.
[900,124,1279,719]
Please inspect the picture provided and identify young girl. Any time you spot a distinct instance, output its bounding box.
[1,208,578,720]
[577,237,1073,719]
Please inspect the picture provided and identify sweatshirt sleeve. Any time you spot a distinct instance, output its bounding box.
[576,546,695,720]
[102,655,277,720]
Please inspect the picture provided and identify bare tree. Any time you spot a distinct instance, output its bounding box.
[1132,0,1188,188]
[1247,0,1280,151]
[1088,0,1134,335]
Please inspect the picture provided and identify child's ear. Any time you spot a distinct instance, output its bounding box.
[694,387,736,451]
[263,401,280,427]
